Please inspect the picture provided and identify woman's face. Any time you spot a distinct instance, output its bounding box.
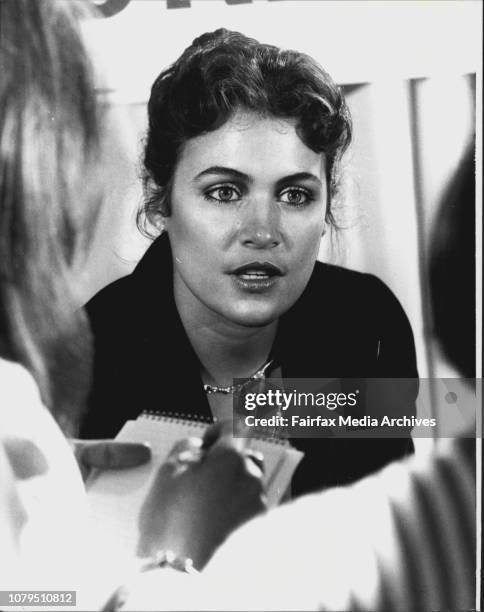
[166,111,327,328]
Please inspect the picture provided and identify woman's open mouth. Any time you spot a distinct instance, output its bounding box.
[230,262,283,292]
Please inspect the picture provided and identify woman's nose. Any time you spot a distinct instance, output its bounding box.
[239,200,281,249]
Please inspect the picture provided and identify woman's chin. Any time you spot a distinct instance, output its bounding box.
[223,303,281,329]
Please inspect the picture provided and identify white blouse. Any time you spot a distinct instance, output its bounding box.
[0,359,137,610]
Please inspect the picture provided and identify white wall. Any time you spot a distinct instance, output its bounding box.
[83,0,481,102]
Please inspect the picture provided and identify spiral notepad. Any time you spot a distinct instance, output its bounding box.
[86,413,303,559]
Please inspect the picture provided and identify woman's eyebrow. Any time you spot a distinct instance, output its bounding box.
[276,172,322,188]
[193,166,251,182]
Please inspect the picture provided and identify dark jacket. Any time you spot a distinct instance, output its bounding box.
[82,234,418,496]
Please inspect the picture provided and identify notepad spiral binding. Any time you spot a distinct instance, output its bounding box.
[140,411,212,426]
[140,411,289,446]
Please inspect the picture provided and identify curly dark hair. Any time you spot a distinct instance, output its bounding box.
[140,28,352,236]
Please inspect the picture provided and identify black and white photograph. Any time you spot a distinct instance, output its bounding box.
[0,1,481,610]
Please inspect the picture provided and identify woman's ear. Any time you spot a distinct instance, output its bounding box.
[158,190,172,233]
[153,206,169,234]
[157,216,167,234]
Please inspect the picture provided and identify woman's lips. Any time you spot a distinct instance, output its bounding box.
[230,262,283,292]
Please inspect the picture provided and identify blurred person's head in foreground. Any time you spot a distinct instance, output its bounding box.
[429,143,476,379]
[0,0,103,434]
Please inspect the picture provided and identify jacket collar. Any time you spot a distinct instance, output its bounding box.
[131,234,213,421]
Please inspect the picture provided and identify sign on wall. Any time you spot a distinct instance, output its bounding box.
[94,0,284,18]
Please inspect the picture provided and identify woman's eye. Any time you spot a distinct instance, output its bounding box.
[205,185,240,203]
[279,188,312,206]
